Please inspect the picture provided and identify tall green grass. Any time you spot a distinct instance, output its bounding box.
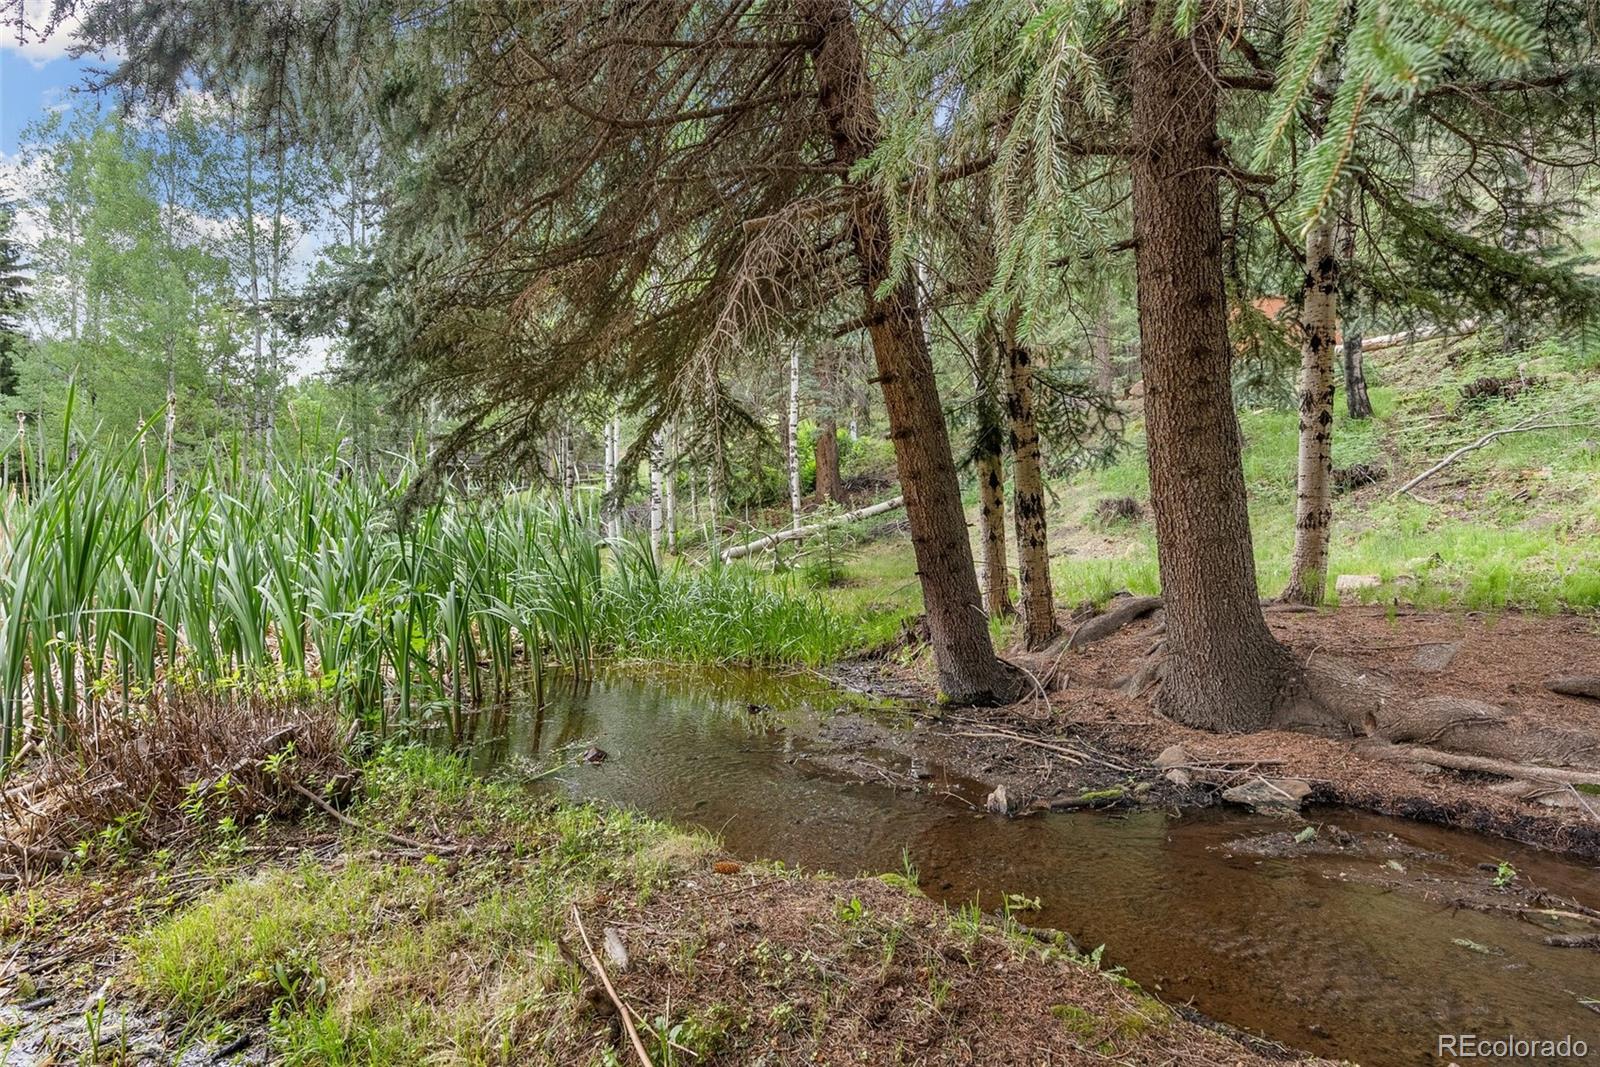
[0,431,846,763]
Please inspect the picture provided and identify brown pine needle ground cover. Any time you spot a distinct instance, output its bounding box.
[1,730,1323,1066]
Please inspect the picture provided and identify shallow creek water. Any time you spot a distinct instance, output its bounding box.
[452,667,1600,1067]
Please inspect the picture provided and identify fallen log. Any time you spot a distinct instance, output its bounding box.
[719,495,903,561]
[1364,742,1600,788]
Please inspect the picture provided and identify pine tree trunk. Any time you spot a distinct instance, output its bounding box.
[1129,1,1292,731]
[1284,217,1339,605]
[813,345,844,504]
[1343,331,1372,419]
[974,328,1013,619]
[1002,311,1057,648]
[1092,306,1115,395]
[804,0,1015,705]
[1338,220,1374,420]
[788,345,803,529]
[814,418,843,504]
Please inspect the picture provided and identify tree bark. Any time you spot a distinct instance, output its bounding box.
[1284,215,1339,605]
[649,429,664,562]
[1338,219,1374,420]
[804,0,1015,705]
[1002,310,1057,648]
[1092,305,1115,395]
[1343,327,1373,419]
[788,344,803,528]
[1129,2,1293,731]
[814,418,843,504]
[813,345,844,504]
[974,327,1013,619]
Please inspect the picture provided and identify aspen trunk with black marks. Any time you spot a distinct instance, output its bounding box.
[1284,215,1339,605]
[974,327,1013,619]
[1129,2,1293,731]
[602,416,618,537]
[649,430,664,562]
[164,349,177,504]
[804,0,1016,704]
[788,345,803,528]
[1002,310,1057,649]
[664,425,678,550]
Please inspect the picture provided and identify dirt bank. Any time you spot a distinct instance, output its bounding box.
[1,747,1327,1066]
[837,605,1600,859]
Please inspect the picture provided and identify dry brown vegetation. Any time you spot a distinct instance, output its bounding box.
[1,691,351,882]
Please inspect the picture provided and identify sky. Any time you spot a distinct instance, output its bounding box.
[2,7,333,376]
[1,5,100,162]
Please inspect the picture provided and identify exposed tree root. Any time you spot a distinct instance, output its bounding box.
[1062,595,1163,651]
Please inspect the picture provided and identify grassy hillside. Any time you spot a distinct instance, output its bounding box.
[819,332,1600,643]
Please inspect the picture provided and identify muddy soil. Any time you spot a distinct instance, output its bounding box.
[834,605,1600,859]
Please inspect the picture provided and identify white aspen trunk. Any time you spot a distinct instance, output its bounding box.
[164,357,177,504]
[649,429,665,561]
[244,147,265,447]
[1285,214,1340,605]
[602,416,617,536]
[664,425,678,550]
[1284,57,1343,606]
[788,344,802,529]
[1002,310,1058,649]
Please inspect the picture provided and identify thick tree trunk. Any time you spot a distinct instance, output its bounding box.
[1002,310,1057,648]
[1284,216,1339,605]
[1129,2,1293,731]
[804,0,1015,704]
[974,329,1013,619]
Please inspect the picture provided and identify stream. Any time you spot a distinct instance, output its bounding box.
[450,666,1600,1067]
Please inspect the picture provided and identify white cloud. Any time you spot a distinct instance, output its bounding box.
[1,2,83,69]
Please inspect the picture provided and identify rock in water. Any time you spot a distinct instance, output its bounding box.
[985,784,1011,815]
[1222,778,1312,814]
[581,745,608,764]
[1545,676,1600,701]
